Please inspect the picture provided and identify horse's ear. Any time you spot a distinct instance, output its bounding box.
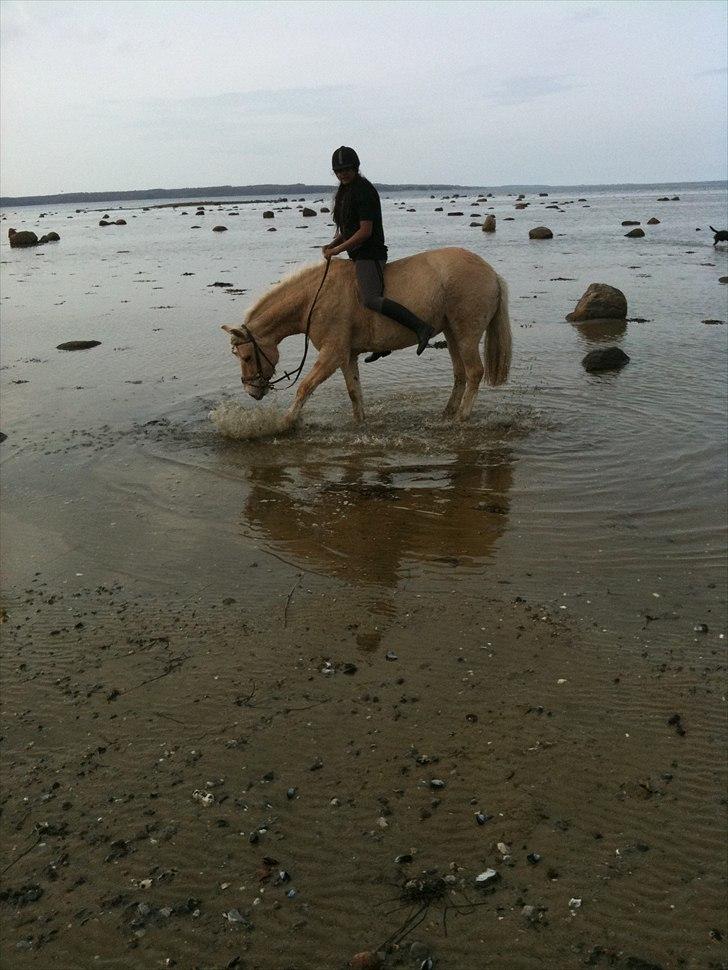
[222,325,247,341]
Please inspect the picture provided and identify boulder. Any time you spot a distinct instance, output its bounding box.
[99,220,112,227]
[529,226,552,239]
[434,207,443,211]
[46,231,60,241]
[625,227,645,237]
[115,219,127,225]
[647,217,660,225]
[482,214,496,232]
[262,211,275,218]
[566,283,627,322]
[267,227,277,232]
[719,276,728,284]
[539,192,548,197]
[515,202,529,209]
[301,207,317,217]
[57,340,102,351]
[621,220,640,226]
[320,206,330,213]
[447,211,464,216]
[582,347,630,372]
[212,225,228,232]
[8,229,38,247]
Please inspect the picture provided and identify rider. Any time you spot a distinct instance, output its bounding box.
[322,146,434,363]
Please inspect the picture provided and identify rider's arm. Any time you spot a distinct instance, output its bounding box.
[327,220,372,256]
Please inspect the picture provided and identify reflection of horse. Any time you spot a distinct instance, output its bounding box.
[222,247,511,426]
[240,448,514,588]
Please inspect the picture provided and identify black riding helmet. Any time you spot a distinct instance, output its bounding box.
[332,146,360,172]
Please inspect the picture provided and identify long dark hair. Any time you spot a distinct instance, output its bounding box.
[333,170,373,231]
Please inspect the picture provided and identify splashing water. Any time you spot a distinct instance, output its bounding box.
[210,400,292,439]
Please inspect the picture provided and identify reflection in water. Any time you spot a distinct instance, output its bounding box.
[238,446,514,589]
[572,318,628,345]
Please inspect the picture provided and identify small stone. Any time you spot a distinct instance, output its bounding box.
[522,904,536,919]
[693,623,708,633]
[496,842,510,855]
[474,868,500,886]
[385,651,398,661]
[527,852,542,864]
[286,787,297,799]
[475,812,489,825]
[569,897,582,910]
[349,952,382,970]
[225,908,246,923]
[394,853,413,864]
[429,779,446,790]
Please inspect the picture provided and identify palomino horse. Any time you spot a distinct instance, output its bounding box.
[222,246,511,425]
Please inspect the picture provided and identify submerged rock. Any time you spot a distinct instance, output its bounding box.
[57,340,102,351]
[582,347,630,372]
[625,227,645,237]
[302,207,317,217]
[529,226,552,239]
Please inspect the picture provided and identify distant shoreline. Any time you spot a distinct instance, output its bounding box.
[1,179,726,209]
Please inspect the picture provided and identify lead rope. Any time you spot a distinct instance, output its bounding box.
[267,256,332,390]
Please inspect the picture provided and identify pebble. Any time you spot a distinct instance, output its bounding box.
[569,897,582,911]
[395,853,413,864]
[522,904,536,919]
[429,779,446,789]
[693,623,708,633]
[286,787,297,799]
[385,651,398,661]
[527,852,542,864]
[496,842,511,855]
[474,868,500,886]
[224,908,246,923]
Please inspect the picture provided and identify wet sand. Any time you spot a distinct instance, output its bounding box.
[1,575,725,969]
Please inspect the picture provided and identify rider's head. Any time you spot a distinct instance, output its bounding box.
[332,146,360,185]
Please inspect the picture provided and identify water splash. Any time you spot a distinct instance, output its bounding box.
[210,400,292,440]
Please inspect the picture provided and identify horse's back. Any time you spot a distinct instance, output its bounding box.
[383,247,499,316]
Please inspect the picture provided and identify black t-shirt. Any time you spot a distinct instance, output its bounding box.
[339,176,388,261]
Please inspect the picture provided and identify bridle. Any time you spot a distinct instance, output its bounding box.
[230,257,332,392]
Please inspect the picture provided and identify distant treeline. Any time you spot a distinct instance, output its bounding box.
[1,180,725,208]
[0,183,470,208]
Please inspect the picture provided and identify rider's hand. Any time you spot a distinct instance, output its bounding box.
[322,245,333,259]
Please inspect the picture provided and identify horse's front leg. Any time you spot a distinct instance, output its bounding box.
[340,354,365,424]
[284,350,340,427]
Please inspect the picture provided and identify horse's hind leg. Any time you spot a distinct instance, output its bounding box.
[443,333,466,418]
[455,336,485,422]
[341,354,365,424]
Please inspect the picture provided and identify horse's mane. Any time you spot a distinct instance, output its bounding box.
[245,262,324,322]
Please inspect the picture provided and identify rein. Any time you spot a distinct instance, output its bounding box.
[231,257,332,392]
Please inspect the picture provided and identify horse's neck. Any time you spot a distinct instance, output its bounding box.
[248,270,316,344]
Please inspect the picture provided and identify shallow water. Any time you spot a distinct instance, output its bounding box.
[1,186,727,636]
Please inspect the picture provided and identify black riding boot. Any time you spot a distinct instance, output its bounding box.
[379,298,434,356]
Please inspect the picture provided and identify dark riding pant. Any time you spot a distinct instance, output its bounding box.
[354,259,429,332]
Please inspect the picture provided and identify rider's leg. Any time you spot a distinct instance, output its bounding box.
[355,260,434,359]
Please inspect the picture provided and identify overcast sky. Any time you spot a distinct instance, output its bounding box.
[1,0,726,196]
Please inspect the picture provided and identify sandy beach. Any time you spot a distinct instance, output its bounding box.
[1,184,727,969]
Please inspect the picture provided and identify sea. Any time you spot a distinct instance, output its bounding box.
[1,183,727,640]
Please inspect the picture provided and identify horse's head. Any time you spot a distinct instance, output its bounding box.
[222,325,280,400]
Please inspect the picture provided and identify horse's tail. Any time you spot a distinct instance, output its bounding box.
[483,273,512,386]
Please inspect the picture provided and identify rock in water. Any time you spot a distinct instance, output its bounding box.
[567,283,628,322]
[582,347,630,372]
[212,225,228,232]
[8,229,38,247]
[302,207,317,217]
[529,226,552,239]
[482,214,496,232]
[647,217,660,225]
[57,340,102,351]
[263,211,274,218]
[625,227,645,237]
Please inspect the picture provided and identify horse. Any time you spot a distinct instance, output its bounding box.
[222,246,511,426]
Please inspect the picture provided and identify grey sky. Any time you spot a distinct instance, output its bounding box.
[1,0,726,196]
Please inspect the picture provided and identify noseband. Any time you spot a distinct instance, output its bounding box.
[230,325,278,389]
[230,256,332,392]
